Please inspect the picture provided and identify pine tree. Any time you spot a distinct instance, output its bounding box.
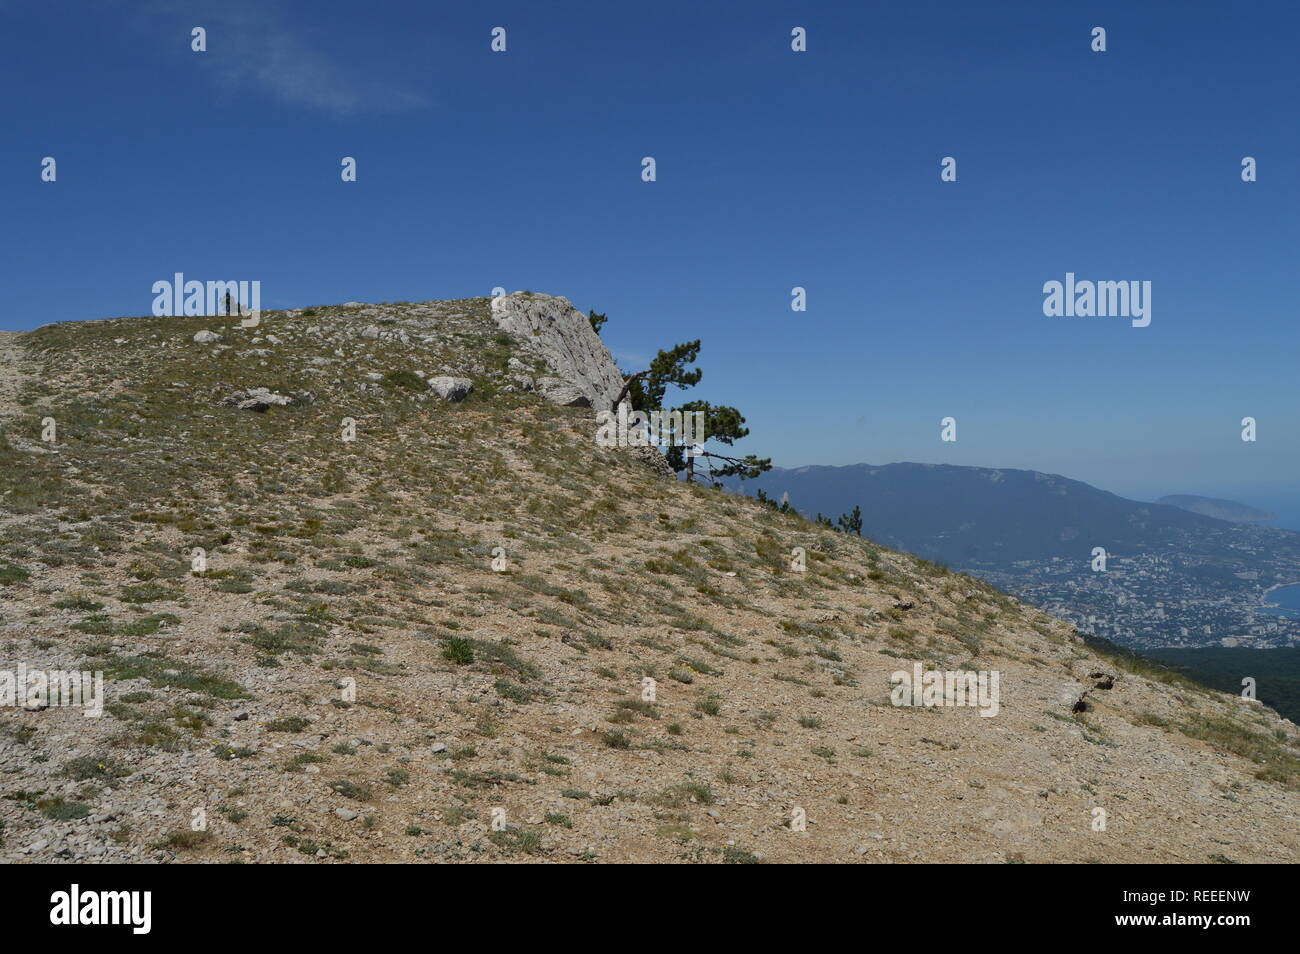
[598,314,771,485]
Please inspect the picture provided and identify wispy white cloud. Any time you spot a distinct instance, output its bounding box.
[150,0,428,117]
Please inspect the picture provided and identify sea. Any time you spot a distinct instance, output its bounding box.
[1256,583,1300,620]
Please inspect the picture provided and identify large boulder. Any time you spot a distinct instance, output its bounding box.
[491,293,624,409]
[536,377,589,407]
[427,376,473,402]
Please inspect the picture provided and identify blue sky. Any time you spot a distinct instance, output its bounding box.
[4,0,1298,514]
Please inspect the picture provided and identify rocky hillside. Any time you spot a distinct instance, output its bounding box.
[0,293,1297,864]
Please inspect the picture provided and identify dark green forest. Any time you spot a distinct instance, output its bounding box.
[1139,645,1300,723]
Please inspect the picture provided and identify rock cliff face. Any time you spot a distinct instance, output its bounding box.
[491,293,625,409]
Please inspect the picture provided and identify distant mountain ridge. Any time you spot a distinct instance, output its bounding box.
[728,461,1300,651]
[1158,494,1276,524]
[731,462,1235,568]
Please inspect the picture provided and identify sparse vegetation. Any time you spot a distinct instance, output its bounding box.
[0,295,1292,864]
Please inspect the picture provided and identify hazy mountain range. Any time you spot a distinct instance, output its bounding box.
[731,463,1234,567]
[1158,494,1277,524]
[729,462,1300,651]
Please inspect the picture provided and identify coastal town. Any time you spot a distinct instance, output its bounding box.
[969,523,1300,650]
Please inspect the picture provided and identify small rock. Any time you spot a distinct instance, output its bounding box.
[220,387,307,412]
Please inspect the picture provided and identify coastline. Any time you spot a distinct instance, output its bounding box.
[1257,581,1300,617]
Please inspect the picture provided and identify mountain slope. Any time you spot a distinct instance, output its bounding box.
[0,296,1297,864]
